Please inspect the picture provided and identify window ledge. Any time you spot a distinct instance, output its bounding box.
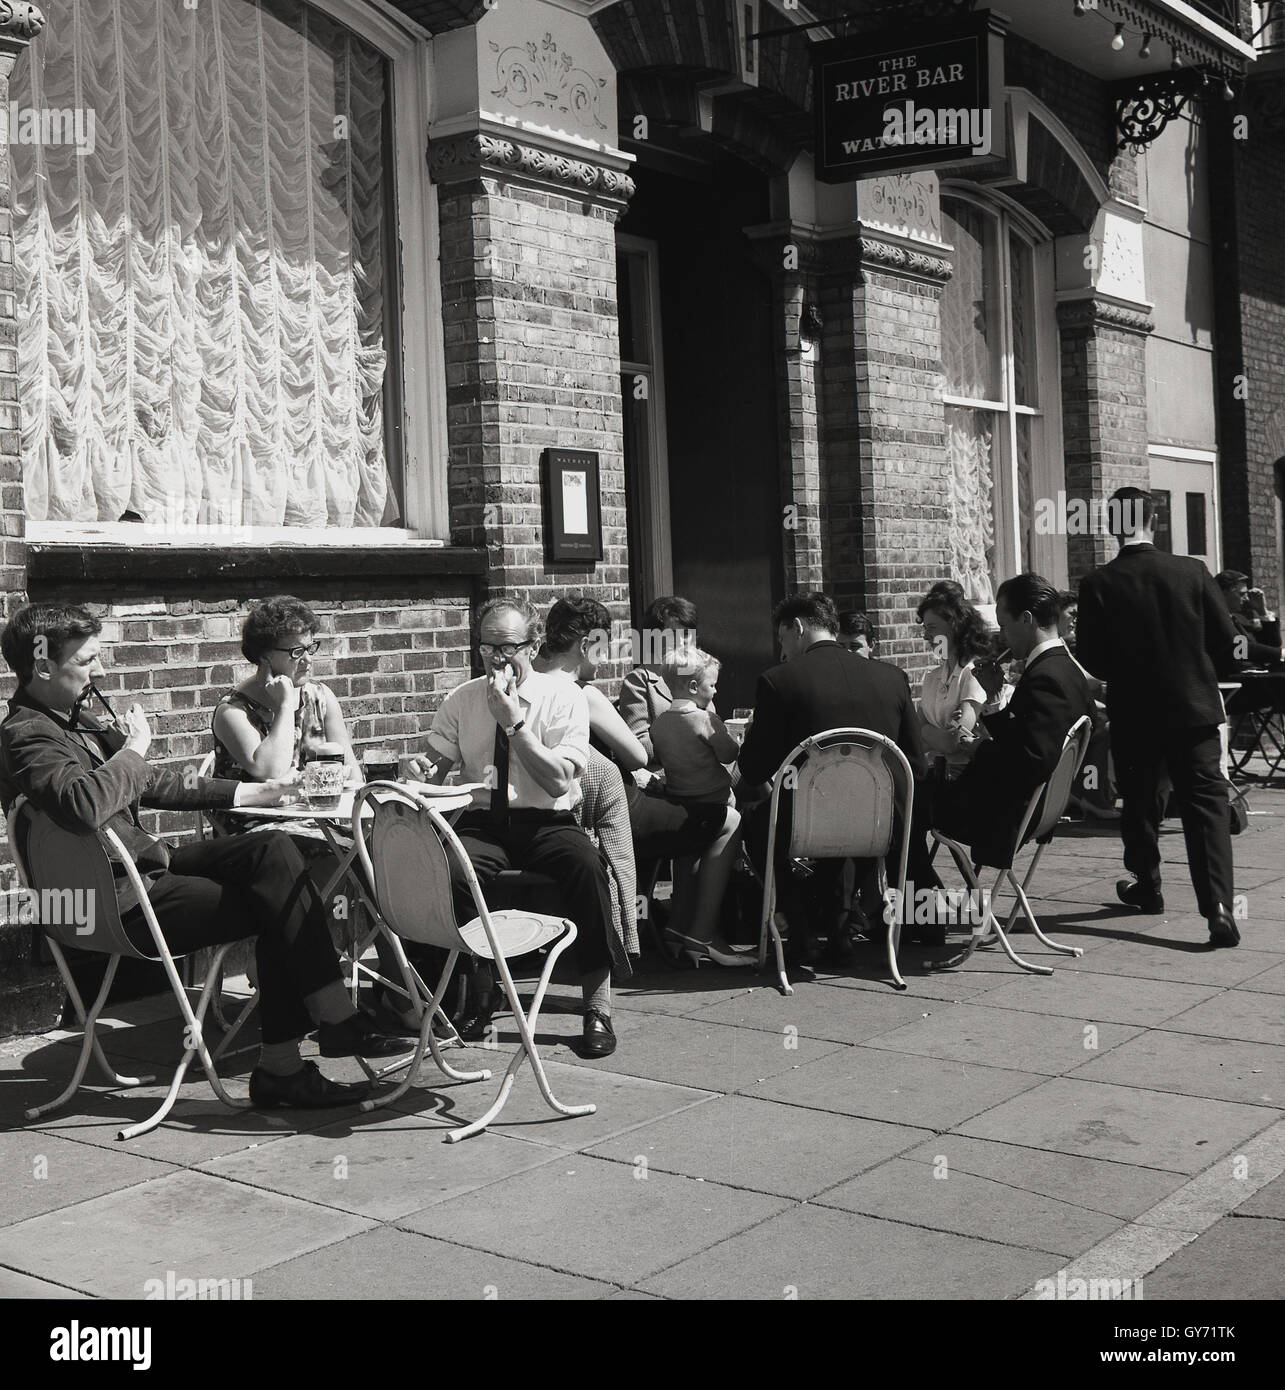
[27,537,488,584]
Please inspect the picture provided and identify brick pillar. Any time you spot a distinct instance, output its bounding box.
[429,134,635,632]
[1057,298,1154,582]
[827,234,954,677]
[0,4,54,1037]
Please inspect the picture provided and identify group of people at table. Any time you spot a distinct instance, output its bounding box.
[0,488,1261,1112]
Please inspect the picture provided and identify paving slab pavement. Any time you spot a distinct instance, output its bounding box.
[0,789,1283,1306]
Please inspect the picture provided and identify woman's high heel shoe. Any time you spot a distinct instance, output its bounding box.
[664,930,755,968]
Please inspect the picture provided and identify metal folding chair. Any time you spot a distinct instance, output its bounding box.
[930,714,1092,976]
[351,783,596,1143]
[758,728,915,995]
[9,798,252,1141]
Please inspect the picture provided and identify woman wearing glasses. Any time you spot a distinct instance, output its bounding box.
[211,596,360,791]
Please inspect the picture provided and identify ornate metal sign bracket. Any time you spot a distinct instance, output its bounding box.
[1114,69,1210,153]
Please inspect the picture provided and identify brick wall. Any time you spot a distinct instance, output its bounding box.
[435,167,634,676]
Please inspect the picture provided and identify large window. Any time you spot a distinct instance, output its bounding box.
[940,191,1063,600]
[11,0,442,537]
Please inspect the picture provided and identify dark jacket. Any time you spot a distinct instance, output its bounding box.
[0,689,240,912]
[1229,612,1282,670]
[1076,545,1238,730]
[941,643,1092,868]
[737,641,925,786]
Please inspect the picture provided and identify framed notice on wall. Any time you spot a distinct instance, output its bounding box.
[542,449,603,563]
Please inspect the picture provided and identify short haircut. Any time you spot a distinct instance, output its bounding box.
[838,610,875,643]
[641,595,698,634]
[545,595,611,655]
[1108,486,1155,535]
[772,590,839,634]
[1,604,103,686]
[915,586,991,663]
[1215,570,1249,592]
[1055,590,1078,614]
[477,595,541,645]
[996,573,1062,628]
[661,643,718,691]
[241,595,321,664]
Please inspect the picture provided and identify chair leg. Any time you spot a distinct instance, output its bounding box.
[45,942,155,1090]
[361,949,492,1116]
[1005,852,1082,958]
[930,840,1053,977]
[118,944,252,1141]
[880,860,907,991]
[445,929,594,1144]
[26,954,125,1121]
[758,860,793,996]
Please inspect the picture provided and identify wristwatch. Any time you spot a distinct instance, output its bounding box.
[505,718,526,738]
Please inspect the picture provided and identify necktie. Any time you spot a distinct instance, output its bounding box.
[490,724,510,824]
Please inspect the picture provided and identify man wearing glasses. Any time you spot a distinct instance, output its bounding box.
[410,597,617,1057]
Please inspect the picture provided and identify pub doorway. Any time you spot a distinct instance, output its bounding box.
[616,147,783,710]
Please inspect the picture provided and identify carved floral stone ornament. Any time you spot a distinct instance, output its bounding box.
[490,31,608,132]
[427,131,635,204]
[0,1,45,40]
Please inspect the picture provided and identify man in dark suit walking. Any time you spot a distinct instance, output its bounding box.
[737,591,925,963]
[1076,487,1241,946]
[926,573,1092,875]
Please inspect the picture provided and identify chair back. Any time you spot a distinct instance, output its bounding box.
[6,799,152,959]
[354,784,470,952]
[777,728,913,861]
[1023,714,1093,844]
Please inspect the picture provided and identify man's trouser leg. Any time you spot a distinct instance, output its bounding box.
[518,820,614,973]
[1165,726,1234,918]
[135,831,340,1044]
[1111,725,1165,898]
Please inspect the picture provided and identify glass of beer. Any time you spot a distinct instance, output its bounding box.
[303,742,346,811]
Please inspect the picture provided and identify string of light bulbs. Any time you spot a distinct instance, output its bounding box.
[1070,0,1239,99]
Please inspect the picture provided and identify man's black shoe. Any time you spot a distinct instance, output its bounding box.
[1207,905,1240,948]
[248,1060,370,1110]
[316,1007,413,1058]
[581,1008,616,1058]
[453,1011,494,1043]
[1115,880,1165,914]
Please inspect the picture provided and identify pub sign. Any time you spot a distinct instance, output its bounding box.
[815,12,1004,183]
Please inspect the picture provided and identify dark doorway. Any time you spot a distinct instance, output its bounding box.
[617,148,783,710]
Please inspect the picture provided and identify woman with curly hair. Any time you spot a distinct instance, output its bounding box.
[915,584,992,777]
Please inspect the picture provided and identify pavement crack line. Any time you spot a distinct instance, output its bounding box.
[1019,1117,1285,1298]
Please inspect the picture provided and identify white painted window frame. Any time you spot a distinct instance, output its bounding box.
[26,0,450,548]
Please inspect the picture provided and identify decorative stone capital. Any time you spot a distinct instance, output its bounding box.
[427,131,635,210]
[1056,295,1155,337]
[0,1,44,42]
[858,234,953,285]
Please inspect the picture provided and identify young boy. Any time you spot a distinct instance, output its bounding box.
[648,646,750,967]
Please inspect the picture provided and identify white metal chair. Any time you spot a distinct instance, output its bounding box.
[9,797,252,1141]
[351,782,596,1143]
[758,728,915,994]
[930,714,1092,976]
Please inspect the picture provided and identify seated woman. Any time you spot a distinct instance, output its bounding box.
[211,596,413,1031]
[915,585,991,779]
[617,594,698,767]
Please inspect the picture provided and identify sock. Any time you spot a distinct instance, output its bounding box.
[305,981,357,1026]
[583,968,611,1018]
[258,1039,304,1077]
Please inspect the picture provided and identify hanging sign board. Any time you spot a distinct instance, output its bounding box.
[542,449,603,563]
[814,11,1005,183]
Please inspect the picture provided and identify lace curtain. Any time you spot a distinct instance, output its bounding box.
[945,405,995,605]
[12,0,395,528]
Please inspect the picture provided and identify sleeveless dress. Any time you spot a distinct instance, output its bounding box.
[209,683,329,838]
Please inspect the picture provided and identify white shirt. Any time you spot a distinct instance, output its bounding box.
[427,669,589,812]
[1024,636,1066,667]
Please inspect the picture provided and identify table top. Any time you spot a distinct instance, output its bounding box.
[232,783,476,822]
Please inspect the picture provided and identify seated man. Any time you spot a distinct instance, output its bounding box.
[1215,570,1283,670]
[408,596,617,1058]
[0,605,405,1110]
[922,574,1092,876]
[737,591,925,964]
